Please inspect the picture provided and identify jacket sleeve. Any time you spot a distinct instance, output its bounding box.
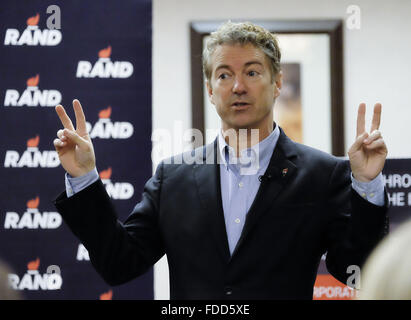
[324,160,389,286]
[54,162,165,286]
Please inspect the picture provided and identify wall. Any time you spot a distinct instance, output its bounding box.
[152,0,411,299]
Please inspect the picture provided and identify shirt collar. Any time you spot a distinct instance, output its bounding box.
[218,124,280,174]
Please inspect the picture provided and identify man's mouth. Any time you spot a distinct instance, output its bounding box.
[231,102,251,109]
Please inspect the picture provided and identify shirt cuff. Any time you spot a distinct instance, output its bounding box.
[65,168,99,198]
[351,172,385,207]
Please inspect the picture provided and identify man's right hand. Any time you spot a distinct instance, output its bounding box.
[54,99,96,177]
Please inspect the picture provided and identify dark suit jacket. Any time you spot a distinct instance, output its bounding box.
[54,128,388,299]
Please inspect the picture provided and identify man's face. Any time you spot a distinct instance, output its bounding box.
[206,43,282,131]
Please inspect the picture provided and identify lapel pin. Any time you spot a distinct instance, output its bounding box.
[282,168,288,177]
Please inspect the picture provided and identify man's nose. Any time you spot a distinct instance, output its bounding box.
[232,76,247,95]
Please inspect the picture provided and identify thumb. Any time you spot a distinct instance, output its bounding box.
[63,129,90,150]
[349,132,369,154]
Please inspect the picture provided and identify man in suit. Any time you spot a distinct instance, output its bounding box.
[53,21,388,299]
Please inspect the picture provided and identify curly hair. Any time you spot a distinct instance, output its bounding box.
[202,21,281,82]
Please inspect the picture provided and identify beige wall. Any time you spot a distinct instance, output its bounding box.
[152,0,411,299]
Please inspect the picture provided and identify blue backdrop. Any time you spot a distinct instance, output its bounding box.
[0,0,153,299]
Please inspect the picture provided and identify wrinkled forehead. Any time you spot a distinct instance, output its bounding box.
[210,43,270,73]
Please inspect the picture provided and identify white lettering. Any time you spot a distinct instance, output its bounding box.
[76,61,133,78]
[8,272,62,291]
[388,192,405,206]
[383,174,411,188]
[8,274,19,289]
[4,212,19,228]
[4,29,19,45]
[17,29,32,45]
[118,61,133,78]
[47,273,62,290]
[90,60,105,78]
[4,151,59,168]
[18,273,33,290]
[4,28,61,46]
[3,211,62,229]
[76,244,90,261]
[4,89,62,107]
[4,151,19,167]
[105,182,134,200]
[46,30,62,46]
[32,273,48,290]
[4,90,19,106]
[76,61,92,78]
[87,121,134,139]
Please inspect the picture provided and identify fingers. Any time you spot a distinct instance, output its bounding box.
[363,138,386,151]
[73,99,88,135]
[356,103,366,138]
[55,105,75,131]
[54,128,70,151]
[57,129,65,140]
[53,138,65,150]
[370,103,382,133]
[355,102,382,137]
[349,132,369,154]
[363,129,387,152]
[63,128,90,151]
[349,129,386,155]
[55,99,88,135]
[364,129,381,145]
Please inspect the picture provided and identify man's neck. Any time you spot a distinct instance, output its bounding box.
[221,122,274,157]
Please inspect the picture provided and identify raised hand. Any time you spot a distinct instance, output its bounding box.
[348,103,388,182]
[54,99,96,177]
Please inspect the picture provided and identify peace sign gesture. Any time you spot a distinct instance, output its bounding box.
[348,103,388,182]
[53,99,96,177]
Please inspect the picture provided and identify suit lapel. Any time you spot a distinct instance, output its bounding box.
[231,128,298,259]
[193,140,231,263]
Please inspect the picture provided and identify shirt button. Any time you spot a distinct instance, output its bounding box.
[361,193,367,198]
[369,193,375,198]
[238,182,244,188]
[235,218,241,224]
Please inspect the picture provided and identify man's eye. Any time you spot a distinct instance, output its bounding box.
[248,71,258,77]
[218,73,228,79]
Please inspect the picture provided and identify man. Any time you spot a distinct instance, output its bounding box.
[53,22,388,299]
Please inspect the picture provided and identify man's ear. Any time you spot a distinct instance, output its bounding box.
[206,80,215,105]
[274,71,283,99]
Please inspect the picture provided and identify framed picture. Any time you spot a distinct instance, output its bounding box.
[190,20,344,156]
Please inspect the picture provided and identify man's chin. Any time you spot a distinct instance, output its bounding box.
[226,118,258,130]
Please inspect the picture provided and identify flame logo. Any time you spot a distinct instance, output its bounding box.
[27,74,40,87]
[27,258,40,271]
[98,46,112,58]
[27,135,40,148]
[99,106,112,119]
[99,167,112,180]
[99,290,113,300]
[27,196,40,209]
[27,13,40,26]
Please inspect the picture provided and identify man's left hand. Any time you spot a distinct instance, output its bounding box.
[348,103,388,182]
